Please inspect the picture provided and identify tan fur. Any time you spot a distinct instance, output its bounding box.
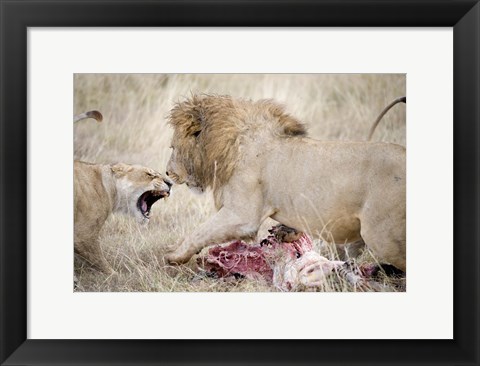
[165,95,406,272]
[75,161,171,273]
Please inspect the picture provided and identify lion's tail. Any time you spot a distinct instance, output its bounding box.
[74,110,103,123]
[367,96,406,141]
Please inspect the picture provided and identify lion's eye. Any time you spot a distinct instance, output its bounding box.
[146,172,156,178]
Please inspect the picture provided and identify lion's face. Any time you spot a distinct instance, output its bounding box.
[166,132,205,194]
[111,163,172,223]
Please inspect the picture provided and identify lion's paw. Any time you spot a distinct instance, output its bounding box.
[165,250,191,265]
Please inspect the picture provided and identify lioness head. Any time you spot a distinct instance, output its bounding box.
[111,163,172,223]
[166,94,306,194]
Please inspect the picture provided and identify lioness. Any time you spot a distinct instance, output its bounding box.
[165,95,406,272]
[75,161,172,273]
[74,111,172,273]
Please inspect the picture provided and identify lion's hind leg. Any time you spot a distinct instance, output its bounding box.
[359,215,406,273]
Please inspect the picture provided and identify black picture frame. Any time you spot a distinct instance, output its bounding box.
[1,1,479,365]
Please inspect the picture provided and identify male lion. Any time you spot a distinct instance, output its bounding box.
[74,111,172,273]
[165,95,406,272]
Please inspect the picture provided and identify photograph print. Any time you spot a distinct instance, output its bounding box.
[73,74,406,292]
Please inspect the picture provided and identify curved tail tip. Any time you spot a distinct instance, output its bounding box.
[85,110,103,122]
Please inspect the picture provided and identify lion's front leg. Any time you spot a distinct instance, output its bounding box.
[166,208,262,264]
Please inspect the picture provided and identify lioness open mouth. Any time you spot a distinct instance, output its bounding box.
[137,190,169,218]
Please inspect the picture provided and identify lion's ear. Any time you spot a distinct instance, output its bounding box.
[185,125,202,138]
[186,106,206,138]
[111,163,132,177]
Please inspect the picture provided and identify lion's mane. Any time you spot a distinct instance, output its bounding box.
[168,94,307,189]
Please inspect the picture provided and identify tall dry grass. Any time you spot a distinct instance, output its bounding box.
[74,74,406,292]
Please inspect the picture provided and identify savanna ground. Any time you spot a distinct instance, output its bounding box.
[74,74,406,292]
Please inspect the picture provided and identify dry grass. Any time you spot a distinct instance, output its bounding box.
[74,74,406,292]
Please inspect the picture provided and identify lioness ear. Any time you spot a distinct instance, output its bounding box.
[111,163,132,177]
